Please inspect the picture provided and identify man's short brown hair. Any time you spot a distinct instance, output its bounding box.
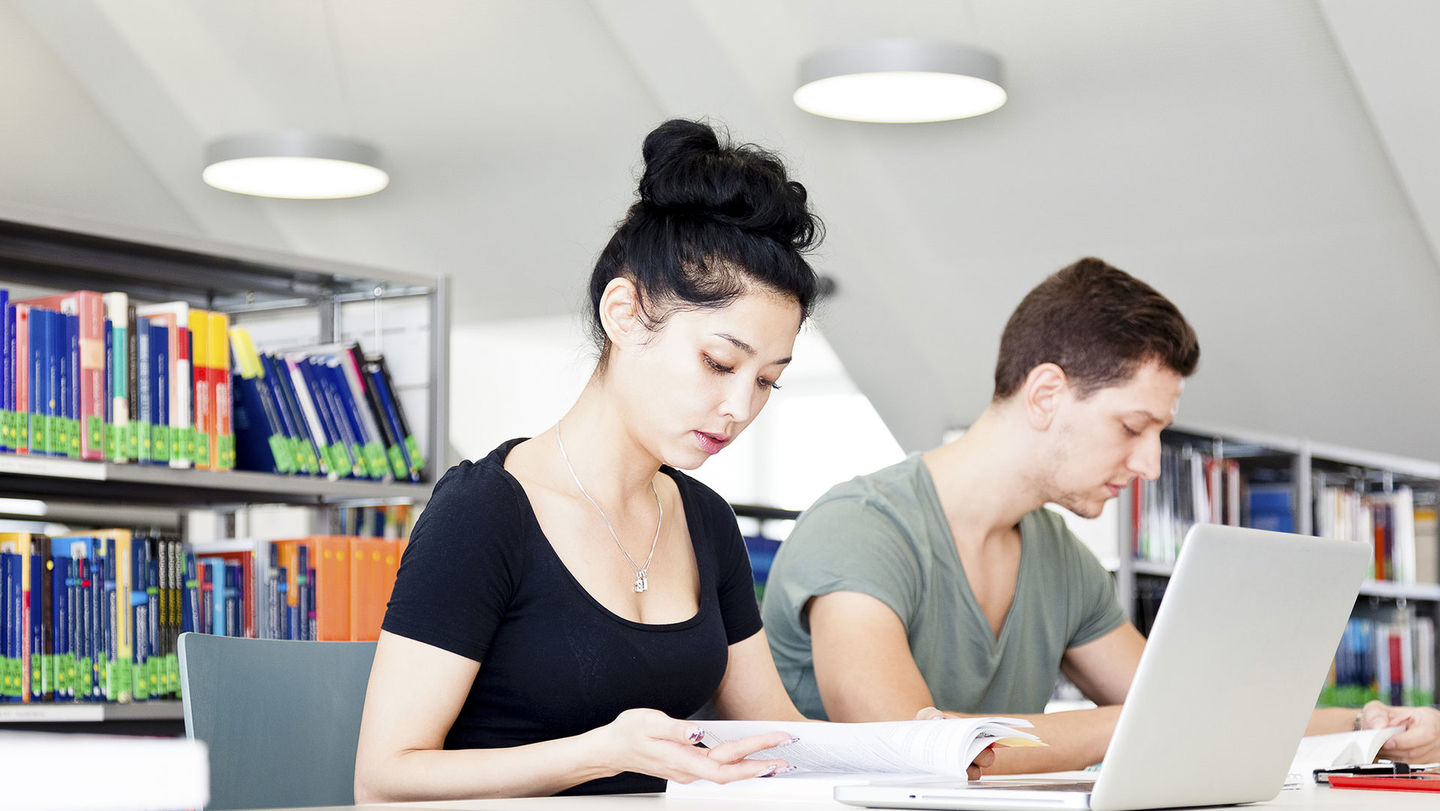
[993,257,1200,401]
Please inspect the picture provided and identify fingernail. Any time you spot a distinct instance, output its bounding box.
[686,727,705,743]
[757,764,780,778]
[783,736,800,746]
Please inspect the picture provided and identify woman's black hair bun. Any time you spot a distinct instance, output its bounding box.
[637,119,820,252]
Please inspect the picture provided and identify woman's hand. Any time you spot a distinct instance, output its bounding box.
[592,708,796,784]
[1362,700,1440,764]
[915,706,997,780]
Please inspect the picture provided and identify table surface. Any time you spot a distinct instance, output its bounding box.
[248,781,1440,811]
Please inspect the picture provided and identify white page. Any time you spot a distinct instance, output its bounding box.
[695,717,1038,778]
[1285,726,1403,785]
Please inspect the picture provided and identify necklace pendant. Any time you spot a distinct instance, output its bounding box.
[633,571,649,593]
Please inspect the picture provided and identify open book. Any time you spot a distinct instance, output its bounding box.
[1285,726,1404,785]
[668,716,1042,800]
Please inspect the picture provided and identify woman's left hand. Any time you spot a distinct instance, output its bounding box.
[915,706,996,780]
[1362,700,1440,764]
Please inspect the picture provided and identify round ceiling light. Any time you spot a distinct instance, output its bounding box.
[202,133,389,199]
[794,39,1007,123]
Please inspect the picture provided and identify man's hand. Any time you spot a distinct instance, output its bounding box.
[1361,700,1440,764]
[915,706,995,780]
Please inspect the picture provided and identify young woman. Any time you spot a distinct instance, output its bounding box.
[356,119,991,801]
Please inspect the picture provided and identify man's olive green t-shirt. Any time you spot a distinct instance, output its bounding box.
[761,454,1125,719]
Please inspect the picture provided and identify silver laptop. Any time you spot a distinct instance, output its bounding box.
[835,524,1369,811]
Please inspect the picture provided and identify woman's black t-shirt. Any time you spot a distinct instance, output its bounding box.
[381,438,763,795]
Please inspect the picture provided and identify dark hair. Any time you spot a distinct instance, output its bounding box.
[588,119,822,363]
[993,257,1200,400]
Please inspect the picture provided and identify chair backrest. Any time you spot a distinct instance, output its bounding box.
[178,633,377,811]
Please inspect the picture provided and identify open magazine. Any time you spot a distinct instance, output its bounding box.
[668,716,1043,799]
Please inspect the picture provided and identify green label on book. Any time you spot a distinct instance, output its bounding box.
[0,409,10,448]
[184,427,199,462]
[104,423,116,460]
[136,420,153,461]
[78,656,94,694]
[196,434,211,467]
[2,658,17,697]
[219,434,236,469]
[69,418,81,457]
[18,412,29,447]
[50,414,65,454]
[364,442,389,480]
[290,439,308,473]
[328,443,352,478]
[268,435,294,474]
[165,653,179,694]
[405,435,426,472]
[152,425,171,462]
[113,660,133,703]
[301,444,321,475]
[169,425,183,460]
[61,655,77,695]
[88,415,103,450]
[126,423,139,459]
[388,444,407,478]
[131,662,146,699]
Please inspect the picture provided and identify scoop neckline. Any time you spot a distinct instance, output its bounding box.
[490,437,711,632]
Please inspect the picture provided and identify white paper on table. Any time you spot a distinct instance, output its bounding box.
[693,716,1041,779]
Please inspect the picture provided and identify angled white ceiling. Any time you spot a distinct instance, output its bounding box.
[0,0,1436,460]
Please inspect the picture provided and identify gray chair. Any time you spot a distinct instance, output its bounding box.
[178,632,377,810]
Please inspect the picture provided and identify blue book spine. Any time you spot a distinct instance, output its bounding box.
[0,290,8,452]
[268,353,324,476]
[103,551,116,701]
[61,312,77,458]
[103,319,112,459]
[296,357,347,476]
[204,558,226,638]
[146,542,159,694]
[90,546,106,700]
[150,322,169,465]
[223,564,239,637]
[1,553,12,702]
[28,552,41,702]
[130,540,148,701]
[46,309,61,457]
[310,358,364,478]
[181,552,197,635]
[28,309,43,455]
[135,316,151,464]
[48,546,71,701]
[323,360,372,477]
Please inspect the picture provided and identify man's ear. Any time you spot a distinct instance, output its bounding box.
[598,277,645,348]
[1021,363,1069,431]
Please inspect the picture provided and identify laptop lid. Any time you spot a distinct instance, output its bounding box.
[835,524,1369,811]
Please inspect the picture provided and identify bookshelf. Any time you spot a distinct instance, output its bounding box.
[1115,422,1439,708]
[0,209,448,732]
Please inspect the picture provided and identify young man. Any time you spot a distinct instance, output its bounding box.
[762,257,1440,772]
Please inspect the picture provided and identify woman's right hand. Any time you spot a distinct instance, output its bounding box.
[592,708,795,784]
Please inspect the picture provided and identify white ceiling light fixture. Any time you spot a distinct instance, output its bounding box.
[203,132,389,199]
[794,39,1007,123]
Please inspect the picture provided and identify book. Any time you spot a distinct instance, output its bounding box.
[17,291,106,460]
[1287,727,1403,785]
[668,717,1041,798]
[135,302,193,470]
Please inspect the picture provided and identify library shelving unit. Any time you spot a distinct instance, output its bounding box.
[0,209,449,733]
[1115,422,1439,707]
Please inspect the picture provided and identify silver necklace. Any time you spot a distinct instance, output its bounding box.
[555,420,662,593]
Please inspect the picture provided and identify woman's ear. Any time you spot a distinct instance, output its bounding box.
[1021,363,1069,431]
[598,277,645,349]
